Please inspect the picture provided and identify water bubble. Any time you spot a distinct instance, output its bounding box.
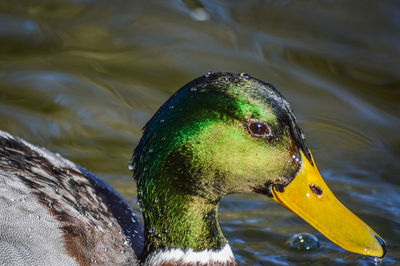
[240,73,250,80]
[287,233,319,251]
[374,256,383,266]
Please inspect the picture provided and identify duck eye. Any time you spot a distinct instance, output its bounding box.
[248,121,270,137]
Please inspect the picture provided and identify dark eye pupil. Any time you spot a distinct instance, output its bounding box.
[249,122,269,136]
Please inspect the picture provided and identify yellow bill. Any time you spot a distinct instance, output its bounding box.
[272,150,386,257]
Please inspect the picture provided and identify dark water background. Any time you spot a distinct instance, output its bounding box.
[0,0,399,265]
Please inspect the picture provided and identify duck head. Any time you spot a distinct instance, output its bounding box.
[132,72,385,264]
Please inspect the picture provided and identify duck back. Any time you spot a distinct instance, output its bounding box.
[0,130,143,265]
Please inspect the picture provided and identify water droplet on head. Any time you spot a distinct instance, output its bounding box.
[169,105,174,110]
[240,73,250,80]
[120,249,126,254]
[161,137,166,141]
[191,87,197,92]
[287,233,319,251]
[108,222,114,227]
[128,163,134,171]
[159,119,165,123]
[205,71,213,77]
[104,248,108,252]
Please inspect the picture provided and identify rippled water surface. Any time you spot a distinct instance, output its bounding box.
[1,0,399,265]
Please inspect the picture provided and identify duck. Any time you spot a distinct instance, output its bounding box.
[0,72,385,265]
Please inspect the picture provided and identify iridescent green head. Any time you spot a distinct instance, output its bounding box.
[132,72,309,256]
[132,72,386,262]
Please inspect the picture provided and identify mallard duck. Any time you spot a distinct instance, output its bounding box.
[0,72,385,265]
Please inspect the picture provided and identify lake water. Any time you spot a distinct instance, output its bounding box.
[0,0,399,265]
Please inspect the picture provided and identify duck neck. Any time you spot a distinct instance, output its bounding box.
[138,182,234,264]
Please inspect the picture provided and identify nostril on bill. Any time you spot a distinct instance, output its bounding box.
[309,184,322,196]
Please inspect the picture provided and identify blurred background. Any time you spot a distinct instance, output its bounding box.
[0,0,399,264]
